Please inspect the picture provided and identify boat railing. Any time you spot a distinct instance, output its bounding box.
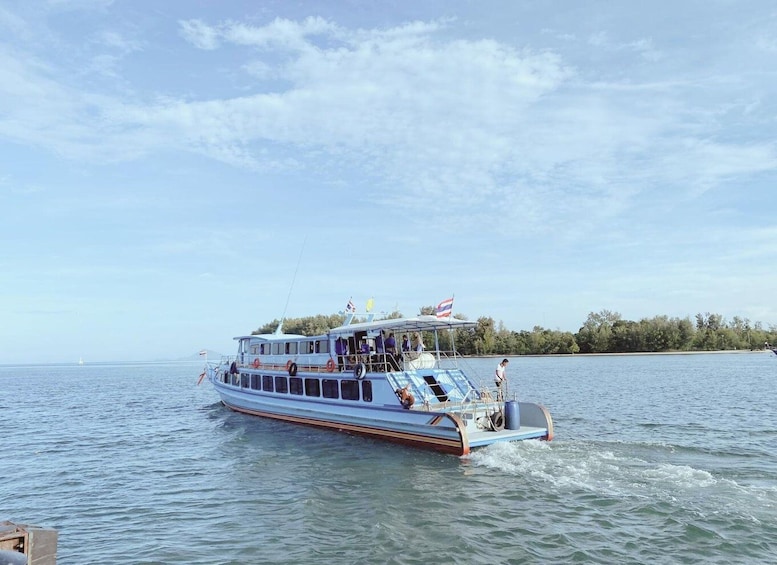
[386,366,502,420]
[325,349,466,373]
[401,349,466,370]
[220,355,236,367]
[217,348,469,375]
[442,386,503,427]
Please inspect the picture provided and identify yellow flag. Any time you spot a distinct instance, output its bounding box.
[365,297,374,312]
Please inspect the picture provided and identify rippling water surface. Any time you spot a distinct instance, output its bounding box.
[2,353,776,564]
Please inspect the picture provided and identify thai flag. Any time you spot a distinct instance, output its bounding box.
[346,298,356,312]
[199,350,207,356]
[436,297,453,318]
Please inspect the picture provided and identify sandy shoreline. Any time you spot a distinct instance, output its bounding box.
[478,349,773,358]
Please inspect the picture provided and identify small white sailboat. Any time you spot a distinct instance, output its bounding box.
[78,357,84,365]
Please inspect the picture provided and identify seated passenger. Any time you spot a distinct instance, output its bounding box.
[396,384,415,409]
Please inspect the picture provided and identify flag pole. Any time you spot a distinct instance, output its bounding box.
[448,294,456,355]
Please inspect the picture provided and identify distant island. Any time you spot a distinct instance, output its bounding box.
[244,308,776,356]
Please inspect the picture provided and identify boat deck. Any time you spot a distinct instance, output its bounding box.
[467,425,548,448]
[205,315,553,454]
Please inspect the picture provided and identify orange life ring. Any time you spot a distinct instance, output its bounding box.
[197,372,206,385]
[286,359,292,371]
[253,358,261,368]
[326,358,336,372]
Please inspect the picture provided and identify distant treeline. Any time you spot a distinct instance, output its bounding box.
[254,308,777,355]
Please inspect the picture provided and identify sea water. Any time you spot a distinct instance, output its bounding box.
[1,353,776,564]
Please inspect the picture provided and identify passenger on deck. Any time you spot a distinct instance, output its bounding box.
[401,334,410,353]
[347,337,357,369]
[413,332,425,352]
[495,358,509,401]
[335,337,347,371]
[385,332,397,355]
[383,332,400,370]
[360,339,372,370]
[396,384,415,409]
[375,331,385,354]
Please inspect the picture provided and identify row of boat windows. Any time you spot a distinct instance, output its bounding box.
[226,372,373,402]
[246,340,331,356]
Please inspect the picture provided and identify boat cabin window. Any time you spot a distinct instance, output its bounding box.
[286,342,297,355]
[322,379,339,399]
[289,377,303,395]
[272,342,282,355]
[316,340,329,354]
[338,380,372,402]
[341,380,359,401]
[231,367,375,403]
[362,381,372,402]
[260,343,268,355]
[304,378,320,397]
[275,376,288,394]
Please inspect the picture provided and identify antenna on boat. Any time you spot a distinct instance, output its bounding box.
[275,236,306,335]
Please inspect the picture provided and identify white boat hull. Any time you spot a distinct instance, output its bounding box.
[207,362,552,456]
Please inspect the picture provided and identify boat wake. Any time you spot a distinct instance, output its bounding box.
[467,439,777,524]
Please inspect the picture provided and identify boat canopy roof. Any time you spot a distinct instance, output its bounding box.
[233,333,307,341]
[232,316,476,342]
[329,315,476,336]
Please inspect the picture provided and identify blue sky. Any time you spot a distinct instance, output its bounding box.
[2,1,776,363]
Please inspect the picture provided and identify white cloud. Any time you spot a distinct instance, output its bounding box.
[2,3,777,363]
[756,34,777,52]
[657,138,777,196]
[179,18,221,50]
[1,11,776,240]
[93,29,141,53]
[0,4,28,36]
[223,16,340,50]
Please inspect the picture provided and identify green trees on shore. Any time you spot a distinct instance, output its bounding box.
[572,310,774,354]
[254,309,777,355]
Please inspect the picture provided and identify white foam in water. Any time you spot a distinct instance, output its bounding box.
[468,439,777,523]
[640,463,717,488]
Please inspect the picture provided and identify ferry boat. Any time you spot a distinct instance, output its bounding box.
[201,314,554,456]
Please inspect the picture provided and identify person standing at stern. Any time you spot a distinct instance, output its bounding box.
[495,358,509,400]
